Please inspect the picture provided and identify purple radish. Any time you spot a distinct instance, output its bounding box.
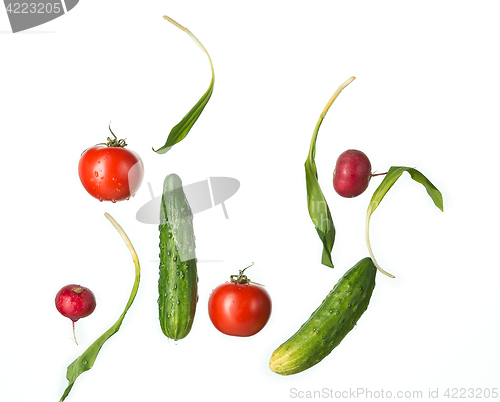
[55,284,96,344]
[333,149,385,198]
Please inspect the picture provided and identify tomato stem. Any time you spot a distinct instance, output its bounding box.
[81,123,128,155]
[95,122,128,148]
[230,262,264,286]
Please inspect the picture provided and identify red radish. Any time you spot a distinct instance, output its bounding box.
[332,149,385,198]
[55,284,96,345]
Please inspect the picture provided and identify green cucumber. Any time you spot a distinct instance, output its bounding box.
[269,257,376,375]
[158,173,198,341]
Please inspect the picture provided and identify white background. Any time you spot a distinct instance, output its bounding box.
[1,1,499,401]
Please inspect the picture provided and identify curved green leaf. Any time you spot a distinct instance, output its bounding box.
[59,213,141,402]
[153,15,215,154]
[367,166,443,217]
[365,166,444,278]
[305,76,356,268]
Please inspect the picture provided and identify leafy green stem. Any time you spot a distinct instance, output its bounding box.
[365,166,444,278]
[59,213,141,402]
[153,15,215,154]
[307,76,356,164]
[163,15,214,74]
[365,204,395,278]
[305,76,356,268]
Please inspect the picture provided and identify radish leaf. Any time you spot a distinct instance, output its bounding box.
[153,16,214,154]
[365,166,444,278]
[305,76,356,268]
[59,213,141,402]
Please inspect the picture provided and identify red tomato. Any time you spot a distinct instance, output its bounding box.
[208,266,272,337]
[78,130,144,202]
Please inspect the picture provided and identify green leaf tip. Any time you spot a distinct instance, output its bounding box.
[305,76,356,268]
[153,15,215,155]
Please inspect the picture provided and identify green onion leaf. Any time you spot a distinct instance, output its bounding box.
[153,15,215,154]
[305,76,356,268]
[365,166,444,278]
[59,213,141,402]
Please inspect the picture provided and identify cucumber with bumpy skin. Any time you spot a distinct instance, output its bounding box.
[269,257,376,375]
[158,173,198,341]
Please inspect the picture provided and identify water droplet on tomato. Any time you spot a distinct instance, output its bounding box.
[99,197,104,202]
[116,188,121,192]
[94,171,99,177]
[111,199,117,203]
